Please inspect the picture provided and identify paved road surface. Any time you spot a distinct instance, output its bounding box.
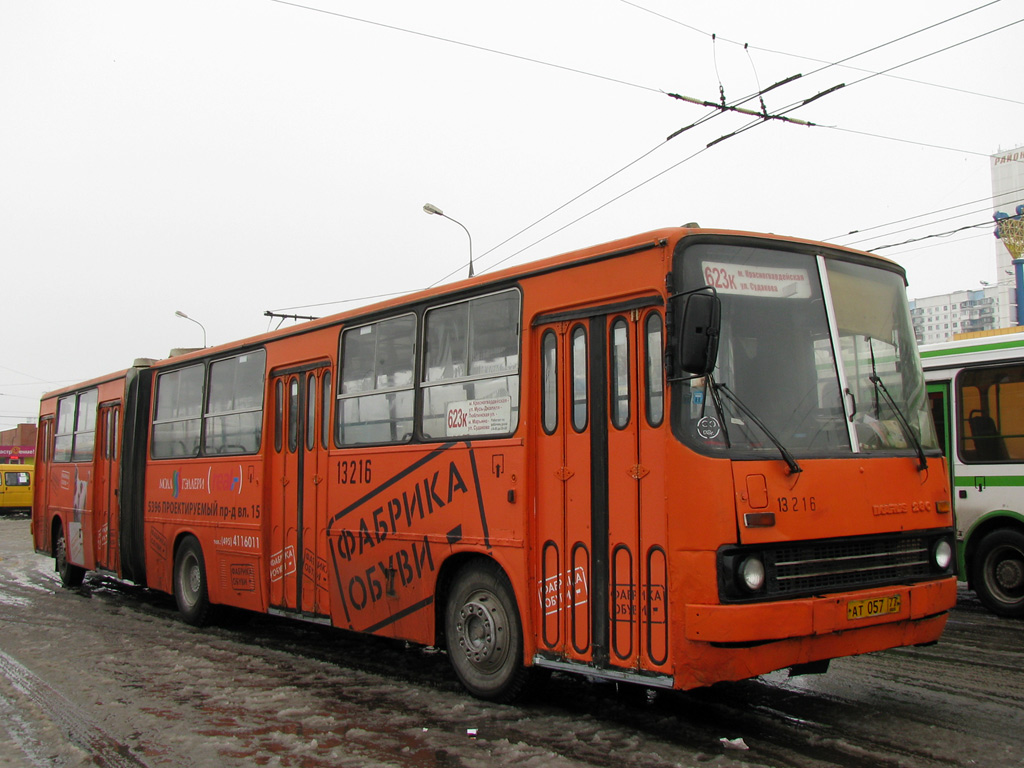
[1,513,1021,768]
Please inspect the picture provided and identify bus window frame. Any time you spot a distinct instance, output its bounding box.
[151,348,267,460]
[336,313,417,447]
[954,362,1024,464]
[419,287,523,442]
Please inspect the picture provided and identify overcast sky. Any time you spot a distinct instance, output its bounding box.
[2,0,1022,429]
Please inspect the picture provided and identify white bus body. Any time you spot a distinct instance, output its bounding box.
[921,335,1024,617]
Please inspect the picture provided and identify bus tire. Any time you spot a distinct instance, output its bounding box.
[54,525,85,588]
[445,561,530,702]
[972,528,1024,618]
[173,537,211,626]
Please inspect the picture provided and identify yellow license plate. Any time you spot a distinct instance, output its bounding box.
[847,594,902,620]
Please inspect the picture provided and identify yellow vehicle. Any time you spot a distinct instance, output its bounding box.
[0,464,33,512]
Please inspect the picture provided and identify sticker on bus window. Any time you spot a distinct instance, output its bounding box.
[702,261,812,299]
[697,416,722,440]
[446,397,512,437]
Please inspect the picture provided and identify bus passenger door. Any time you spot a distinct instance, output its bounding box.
[536,322,594,662]
[270,373,302,612]
[270,364,330,617]
[300,368,332,616]
[95,402,122,571]
[536,305,668,674]
[606,310,669,672]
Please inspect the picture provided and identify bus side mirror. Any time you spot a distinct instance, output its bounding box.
[678,291,721,375]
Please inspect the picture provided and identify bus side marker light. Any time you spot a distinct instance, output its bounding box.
[936,500,951,514]
[744,512,776,528]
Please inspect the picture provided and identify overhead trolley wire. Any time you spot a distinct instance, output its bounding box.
[268,0,663,94]
[266,0,1021,314]
[829,187,1024,243]
[620,0,1022,106]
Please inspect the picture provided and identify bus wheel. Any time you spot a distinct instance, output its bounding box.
[972,529,1024,618]
[54,526,85,588]
[173,537,211,626]
[445,561,530,702]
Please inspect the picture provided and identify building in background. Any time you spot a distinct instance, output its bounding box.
[910,286,1004,345]
[0,423,36,464]
[909,145,1024,344]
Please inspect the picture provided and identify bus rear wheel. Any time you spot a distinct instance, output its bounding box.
[54,525,85,588]
[173,537,211,626]
[972,529,1024,618]
[445,561,531,702]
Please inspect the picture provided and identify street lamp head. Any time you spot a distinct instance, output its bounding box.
[174,310,207,347]
[423,203,444,216]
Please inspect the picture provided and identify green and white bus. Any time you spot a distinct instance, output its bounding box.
[922,334,1024,618]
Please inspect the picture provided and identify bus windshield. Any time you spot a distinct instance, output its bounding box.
[673,242,938,459]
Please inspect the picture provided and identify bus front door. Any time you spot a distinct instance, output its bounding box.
[535,306,668,673]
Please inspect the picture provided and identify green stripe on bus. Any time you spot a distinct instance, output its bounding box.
[953,474,1024,487]
[921,338,1024,358]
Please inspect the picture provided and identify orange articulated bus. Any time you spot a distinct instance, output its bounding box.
[32,226,956,701]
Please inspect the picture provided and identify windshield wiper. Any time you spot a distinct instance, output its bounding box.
[868,374,928,471]
[715,381,802,475]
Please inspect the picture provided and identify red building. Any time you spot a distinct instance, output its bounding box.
[0,423,37,464]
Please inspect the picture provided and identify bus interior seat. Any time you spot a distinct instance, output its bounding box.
[968,410,1009,461]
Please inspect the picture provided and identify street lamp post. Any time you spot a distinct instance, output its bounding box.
[423,203,474,278]
[175,310,207,348]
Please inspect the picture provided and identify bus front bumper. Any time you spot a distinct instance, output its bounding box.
[683,577,957,644]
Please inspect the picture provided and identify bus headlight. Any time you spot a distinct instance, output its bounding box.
[933,538,953,571]
[738,556,766,592]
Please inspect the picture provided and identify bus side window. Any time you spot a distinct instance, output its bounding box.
[54,395,75,462]
[421,289,520,440]
[204,351,266,455]
[957,364,1024,462]
[72,389,98,462]
[337,314,416,445]
[152,366,203,459]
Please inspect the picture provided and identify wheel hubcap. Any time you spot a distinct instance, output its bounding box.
[182,555,201,606]
[995,555,1024,591]
[987,545,1024,602]
[457,593,507,671]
